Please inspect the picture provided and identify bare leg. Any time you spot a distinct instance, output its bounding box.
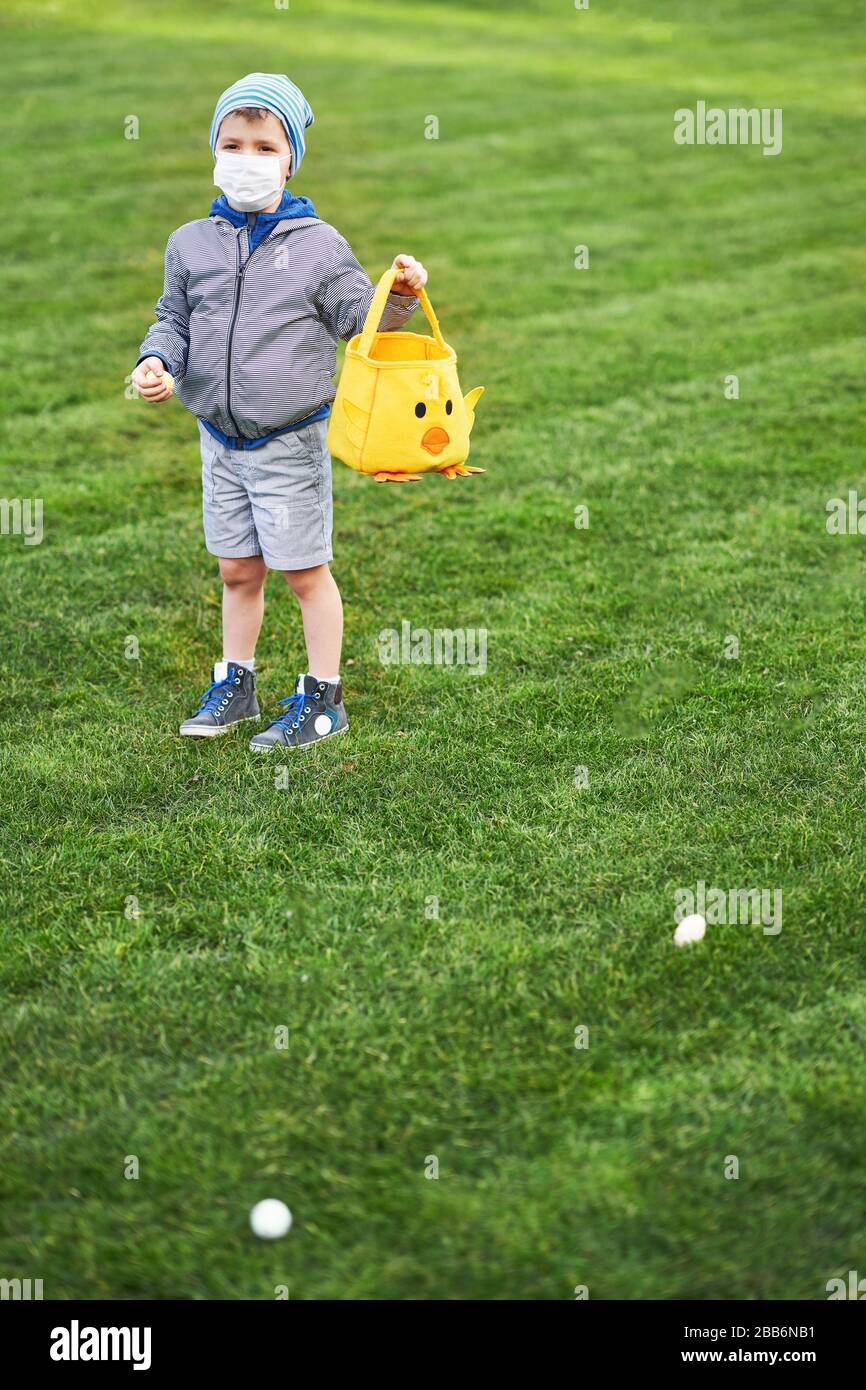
[283,563,343,676]
[220,555,267,660]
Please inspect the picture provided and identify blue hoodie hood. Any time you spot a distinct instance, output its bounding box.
[209,189,318,254]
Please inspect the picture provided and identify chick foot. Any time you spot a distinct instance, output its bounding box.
[437,464,486,480]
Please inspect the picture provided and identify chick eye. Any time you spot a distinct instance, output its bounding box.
[445,399,453,415]
[414,402,426,418]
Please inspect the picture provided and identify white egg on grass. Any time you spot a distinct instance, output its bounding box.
[673,913,707,947]
[249,1199,293,1240]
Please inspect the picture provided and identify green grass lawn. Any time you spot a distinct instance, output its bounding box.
[1,0,865,1300]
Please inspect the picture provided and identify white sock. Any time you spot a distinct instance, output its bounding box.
[222,656,255,672]
[298,671,339,689]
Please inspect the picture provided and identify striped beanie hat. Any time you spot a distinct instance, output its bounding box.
[209,72,315,174]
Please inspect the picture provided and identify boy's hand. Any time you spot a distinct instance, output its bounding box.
[133,357,174,401]
[390,254,427,296]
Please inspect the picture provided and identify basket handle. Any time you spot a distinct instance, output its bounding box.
[357,264,448,359]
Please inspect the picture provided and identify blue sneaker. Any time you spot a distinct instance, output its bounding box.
[179,661,260,737]
[249,675,348,753]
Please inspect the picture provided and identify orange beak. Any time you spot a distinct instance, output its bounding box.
[420,426,450,456]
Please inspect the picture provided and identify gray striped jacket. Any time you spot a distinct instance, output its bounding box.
[138,213,420,440]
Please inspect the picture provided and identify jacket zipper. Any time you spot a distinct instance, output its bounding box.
[224,227,267,438]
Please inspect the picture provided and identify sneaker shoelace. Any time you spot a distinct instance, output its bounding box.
[195,676,236,715]
[272,692,310,731]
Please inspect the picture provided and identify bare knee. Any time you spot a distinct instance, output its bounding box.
[219,555,267,589]
[283,563,330,601]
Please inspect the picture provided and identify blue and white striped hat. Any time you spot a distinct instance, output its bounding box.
[209,72,315,174]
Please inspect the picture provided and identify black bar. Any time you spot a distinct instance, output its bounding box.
[5,1298,861,1374]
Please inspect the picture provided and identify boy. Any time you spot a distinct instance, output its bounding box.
[132,72,427,750]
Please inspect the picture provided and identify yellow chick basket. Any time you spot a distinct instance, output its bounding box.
[327,266,485,482]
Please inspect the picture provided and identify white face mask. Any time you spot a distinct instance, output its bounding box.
[213,151,287,212]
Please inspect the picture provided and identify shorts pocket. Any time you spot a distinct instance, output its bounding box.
[280,423,321,466]
[201,451,216,503]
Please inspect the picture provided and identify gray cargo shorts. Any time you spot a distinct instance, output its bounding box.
[198,419,333,571]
